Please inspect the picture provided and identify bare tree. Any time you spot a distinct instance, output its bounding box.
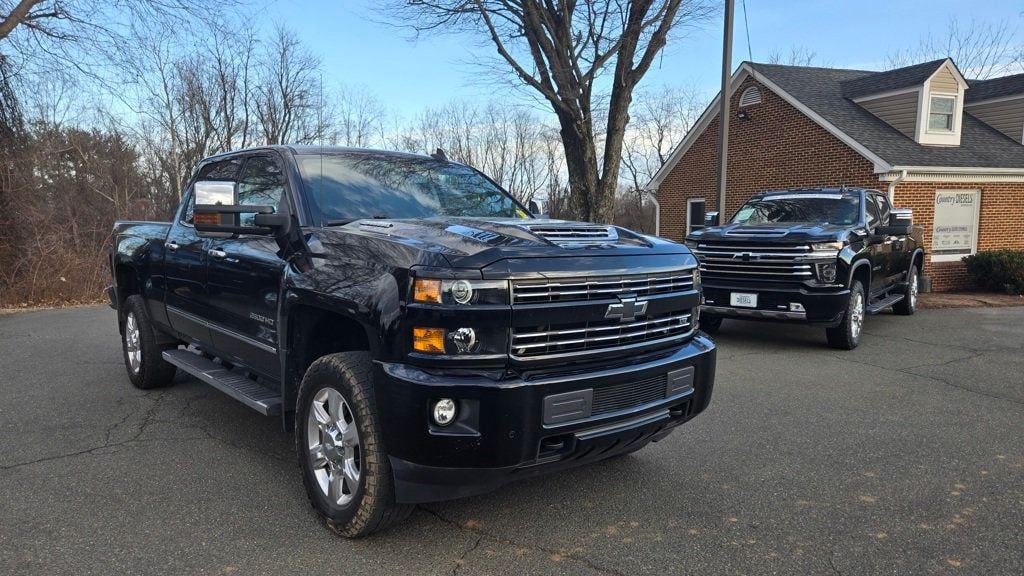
[385,1,716,223]
[255,26,331,146]
[766,46,819,66]
[887,18,1024,79]
[333,85,386,148]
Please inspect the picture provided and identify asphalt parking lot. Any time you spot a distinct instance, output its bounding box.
[1,305,1022,575]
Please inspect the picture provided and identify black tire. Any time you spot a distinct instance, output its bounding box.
[826,280,865,350]
[295,352,412,537]
[893,265,919,316]
[700,313,723,335]
[121,295,177,389]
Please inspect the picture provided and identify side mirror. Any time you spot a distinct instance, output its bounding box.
[891,208,913,227]
[704,211,720,227]
[528,199,548,218]
[876,225,912,237]
[193,181,287,236]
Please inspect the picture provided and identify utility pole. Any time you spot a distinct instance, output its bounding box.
[716,0,735,221]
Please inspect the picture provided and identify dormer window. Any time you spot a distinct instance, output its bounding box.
[928,95,956,132]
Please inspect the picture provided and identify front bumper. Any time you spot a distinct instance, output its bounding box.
[701,284,850,326]
[375,336,716,503]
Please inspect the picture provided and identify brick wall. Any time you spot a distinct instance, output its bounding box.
[893,181,1024,290]
[657,76,1024,292]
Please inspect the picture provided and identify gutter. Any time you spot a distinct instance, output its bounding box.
[887,169,907,203]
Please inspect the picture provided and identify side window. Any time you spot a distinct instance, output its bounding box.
[181,188,195,224]
[236,155,286,227]
[874,194,892,226]
[865,195,881,230]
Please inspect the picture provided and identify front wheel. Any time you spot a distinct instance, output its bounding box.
[893,265,919,316]
[295,352,412,537]
[826,280,865,350]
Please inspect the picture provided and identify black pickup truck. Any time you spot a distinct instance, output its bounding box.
[685,188,923,350]
[108,145,716,536]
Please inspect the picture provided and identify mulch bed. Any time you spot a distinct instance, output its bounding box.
[919,292,1024,309]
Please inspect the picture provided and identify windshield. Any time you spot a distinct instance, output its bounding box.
[297,153,530,221]
[731,194,861,226]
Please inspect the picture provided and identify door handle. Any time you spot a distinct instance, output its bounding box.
[208,249,228,260]
[166,241,180,251]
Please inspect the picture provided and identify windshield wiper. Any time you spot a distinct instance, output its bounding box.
[326,215,391,227]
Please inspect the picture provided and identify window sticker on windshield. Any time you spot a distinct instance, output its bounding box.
[734,207,755,221]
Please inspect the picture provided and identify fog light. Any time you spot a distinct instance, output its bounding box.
[789,302,805,312]
[816,262,837,283]
[432,398,457,426]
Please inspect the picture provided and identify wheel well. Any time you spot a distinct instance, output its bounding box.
[851,261,871,290]
[288,305,371,384]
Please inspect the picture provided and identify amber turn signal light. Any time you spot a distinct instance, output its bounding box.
[412,327,445,353]
[413,279,442,303]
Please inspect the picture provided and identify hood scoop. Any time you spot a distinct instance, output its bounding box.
[523,223,618,244]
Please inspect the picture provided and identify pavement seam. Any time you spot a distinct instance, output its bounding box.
[419,506,628,576]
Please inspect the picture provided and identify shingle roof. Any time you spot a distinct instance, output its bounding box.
[839,59,947,99]
[748,62,1024,169]
[966,74,1024,103]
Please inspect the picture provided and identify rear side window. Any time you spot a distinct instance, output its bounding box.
[236,155,286,227]
[865,195,881,229]
[873,194,892,225]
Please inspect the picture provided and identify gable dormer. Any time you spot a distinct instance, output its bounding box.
[841,58,968,147]
[964,74,1024,144]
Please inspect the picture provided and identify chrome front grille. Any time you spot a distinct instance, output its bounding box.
[512,271,695,304]
[693,243,815,280]
[511,311,692,358]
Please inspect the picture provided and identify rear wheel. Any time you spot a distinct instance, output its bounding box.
[893,265,918,316]
[296,352,412,537]
[121,295,177,389]
[826,280,865,350]
[700,313,723,335]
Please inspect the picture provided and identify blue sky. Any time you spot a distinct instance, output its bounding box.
[260,0,1023,119]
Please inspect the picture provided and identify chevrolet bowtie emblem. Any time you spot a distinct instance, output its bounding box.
[733,252,760,261]
[605,297,647,322]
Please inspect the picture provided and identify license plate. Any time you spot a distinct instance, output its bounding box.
[730,292,758,308]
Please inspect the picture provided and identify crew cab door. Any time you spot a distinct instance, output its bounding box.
[864,193,893,296]
[872,193,908,283]
[163,185,213,345]
[203,153,289,378]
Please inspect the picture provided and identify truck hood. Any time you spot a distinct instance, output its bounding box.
[688,222,853,244]
[319,216,689,269]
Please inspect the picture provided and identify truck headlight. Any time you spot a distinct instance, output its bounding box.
[413,278,508,305]
[810,241,844,252]
[692,267,701,290]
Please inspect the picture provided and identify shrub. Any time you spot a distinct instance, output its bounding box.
[962,250,1024,295]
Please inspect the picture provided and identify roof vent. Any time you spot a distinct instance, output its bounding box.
[525,224,617,244]
[739,86,762,107]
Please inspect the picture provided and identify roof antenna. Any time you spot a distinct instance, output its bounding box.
[431,148,448,162]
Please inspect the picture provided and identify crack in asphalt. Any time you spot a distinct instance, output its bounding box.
[450,536,482,576]
[419,506,628,576]
[825,351,1024,407]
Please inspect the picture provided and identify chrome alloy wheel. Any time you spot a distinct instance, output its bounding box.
[125,312,142,374]
[909,271,919,309]
[850,292,865,340]
[307,388,361,507]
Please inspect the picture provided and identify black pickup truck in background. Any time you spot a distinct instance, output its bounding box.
[108,145,716,537]
[686,188,924,350]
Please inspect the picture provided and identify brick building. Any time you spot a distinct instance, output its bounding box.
[649,59,1024,291]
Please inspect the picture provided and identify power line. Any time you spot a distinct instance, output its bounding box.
[741,0,753,62]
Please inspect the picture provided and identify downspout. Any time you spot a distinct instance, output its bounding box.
[887,169,907,203]
[647,190,661,237]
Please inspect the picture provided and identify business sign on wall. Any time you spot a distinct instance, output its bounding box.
[932,190,980,262]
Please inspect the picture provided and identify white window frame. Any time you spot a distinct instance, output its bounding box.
[931,189,981,263]
[687,198,707,235]
[926,94,957,134]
